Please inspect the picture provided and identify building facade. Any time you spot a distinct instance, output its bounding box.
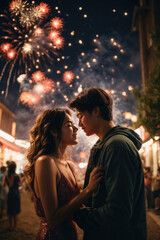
[0,102,28,173]
[132,0,160,87]
[132,0,160,174]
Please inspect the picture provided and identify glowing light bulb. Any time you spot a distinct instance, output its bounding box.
[113,55,118,60]
[128,85,133,91]
[122,91,127,97]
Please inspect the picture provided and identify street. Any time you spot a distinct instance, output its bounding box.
[0,190,160,240]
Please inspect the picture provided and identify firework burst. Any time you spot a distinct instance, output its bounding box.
[31,71,45,83]
[0,43,13,53]
[30,71,55,93]
[49,30,60,41]
[9,0,28,16]
[34,27,44,37]
[20,91,40,106]
[50,17,63,30]
[7,49,17,60]
[0,0,64,97]
[53,36,65,49]
[63,71,75,84]
[42,78,55,92]
[36,2,51,18]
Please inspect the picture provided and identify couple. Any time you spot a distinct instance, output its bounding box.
[24,87,147,240]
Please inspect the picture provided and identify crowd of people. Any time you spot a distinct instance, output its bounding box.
[144,166,160,211]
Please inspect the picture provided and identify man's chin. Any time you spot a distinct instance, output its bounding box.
[85,132,94,136]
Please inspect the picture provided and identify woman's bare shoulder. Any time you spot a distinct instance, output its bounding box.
[35,155,57,170]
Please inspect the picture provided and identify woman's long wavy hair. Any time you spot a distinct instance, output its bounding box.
[24,107,71,190]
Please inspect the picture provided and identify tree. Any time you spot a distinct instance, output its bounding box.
[132,30,160,137]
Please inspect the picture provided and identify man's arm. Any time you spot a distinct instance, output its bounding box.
[74,140,138,230]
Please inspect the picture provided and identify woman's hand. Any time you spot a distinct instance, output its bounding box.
[87,166,104,193]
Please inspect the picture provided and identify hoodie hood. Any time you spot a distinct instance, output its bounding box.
[95,125,142,150]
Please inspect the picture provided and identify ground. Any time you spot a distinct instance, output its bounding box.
[0,191,160,240]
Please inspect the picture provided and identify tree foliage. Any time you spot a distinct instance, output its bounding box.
[132,30,160,137]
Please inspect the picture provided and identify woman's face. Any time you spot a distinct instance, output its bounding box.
[60,113,78,146]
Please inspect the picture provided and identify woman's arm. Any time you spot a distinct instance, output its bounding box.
[35,156,103,229]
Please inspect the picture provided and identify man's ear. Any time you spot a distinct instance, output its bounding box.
[93,106,100,117]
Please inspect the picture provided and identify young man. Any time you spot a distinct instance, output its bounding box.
[69,87,147,240]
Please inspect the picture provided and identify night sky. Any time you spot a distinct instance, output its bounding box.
[0,0,141,154]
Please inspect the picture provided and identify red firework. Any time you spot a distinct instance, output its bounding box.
[20,92,40,106]
[7,49,17,60]
[31,71,45,83]
[53,36,64,49]
[36,3,51,17]
[42,78,55,92]
[49,30,60,41]
[0,43,12,53]
[50,17,63,30]
[9,0,19,12]
[34,28,44,37]
[63,71,75,84]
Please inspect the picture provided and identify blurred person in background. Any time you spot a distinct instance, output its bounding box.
[0,166,8,219]
[152,168,160,211]
[144,167,154,209]
[2,161,21,231]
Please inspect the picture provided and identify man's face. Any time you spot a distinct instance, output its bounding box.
[77,110,98,136]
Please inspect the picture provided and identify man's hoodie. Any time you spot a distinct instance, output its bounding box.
[93,125,142,151]
[75,125,147,240]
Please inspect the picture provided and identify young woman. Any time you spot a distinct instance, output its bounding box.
[2,161,21,231]
[24,108,103,240]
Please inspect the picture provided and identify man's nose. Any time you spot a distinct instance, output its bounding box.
[74,126,78,132]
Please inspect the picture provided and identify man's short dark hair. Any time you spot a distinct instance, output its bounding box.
[69,87,113,121]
